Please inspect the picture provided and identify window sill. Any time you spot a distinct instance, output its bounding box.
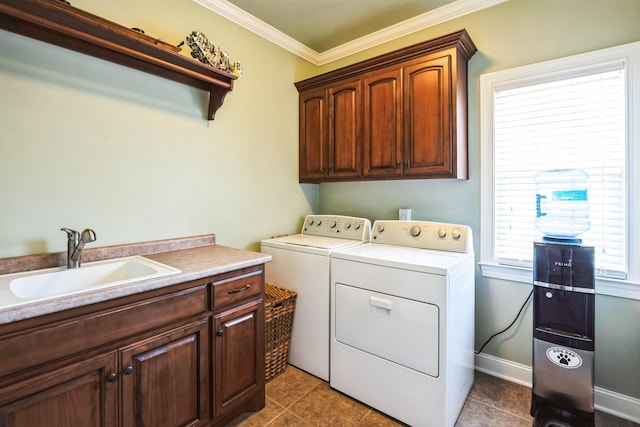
[478,262,640,301]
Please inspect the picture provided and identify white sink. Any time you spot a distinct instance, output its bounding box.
[0,256,181,307]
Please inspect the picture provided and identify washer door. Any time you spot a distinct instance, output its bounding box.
[334,283,439,377]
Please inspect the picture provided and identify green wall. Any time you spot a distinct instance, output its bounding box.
[1,0,639,403]
[319,0,640,399]
[0,0,317,257]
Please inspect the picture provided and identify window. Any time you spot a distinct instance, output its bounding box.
[480,41,640,299]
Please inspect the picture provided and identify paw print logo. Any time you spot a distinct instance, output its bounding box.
[557,354,571,365]
[546,347,582,369]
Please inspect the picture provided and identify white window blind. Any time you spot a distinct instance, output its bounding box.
[492,63,626,279]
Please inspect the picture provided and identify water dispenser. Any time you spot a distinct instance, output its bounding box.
[531,169,595,427]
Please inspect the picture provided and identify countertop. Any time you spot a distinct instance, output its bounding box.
[0,239,271,325]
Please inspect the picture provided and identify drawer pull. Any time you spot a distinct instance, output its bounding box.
[217,329,224,337]
[124,366,134,375]
[227,284,251,294]
[106,373,117,383]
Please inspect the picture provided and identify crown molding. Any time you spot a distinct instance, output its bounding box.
[193,0,508,66]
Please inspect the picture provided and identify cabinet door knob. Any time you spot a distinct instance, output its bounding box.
[217,329,224,337]
[123,366,134,375]
[106,373,117,383]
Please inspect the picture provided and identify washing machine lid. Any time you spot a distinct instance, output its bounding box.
[331,243,472,275]
[261,234,367,251]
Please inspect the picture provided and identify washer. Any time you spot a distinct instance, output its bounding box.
[330,220,475,427]
[261,214,371,381]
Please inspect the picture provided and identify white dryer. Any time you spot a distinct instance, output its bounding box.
[330,220,475,427]
[261,215,371,381]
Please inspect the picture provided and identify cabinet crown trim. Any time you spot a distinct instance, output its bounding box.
[295,29,476,91]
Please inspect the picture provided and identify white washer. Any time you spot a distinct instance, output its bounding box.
[261,214,371,381]
[330,220,475,427]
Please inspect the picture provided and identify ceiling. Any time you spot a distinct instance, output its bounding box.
[224,0,455,52]
[193,0,507,65]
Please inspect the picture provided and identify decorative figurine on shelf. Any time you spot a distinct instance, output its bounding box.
[186,31,237,75]
[230,61,242,77]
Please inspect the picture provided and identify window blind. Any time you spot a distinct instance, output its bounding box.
[492,63,626,279]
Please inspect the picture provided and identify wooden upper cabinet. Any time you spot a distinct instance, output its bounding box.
[298,79,361,182]
[328,79,362,179]
[296,29,476,183]
[403,53,456,178]
[363,67,403,178]
[299,88,328,181]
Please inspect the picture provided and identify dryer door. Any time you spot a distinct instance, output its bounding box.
[334,283,439,377]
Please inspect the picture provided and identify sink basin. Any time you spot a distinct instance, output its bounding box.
[0,256,181,306]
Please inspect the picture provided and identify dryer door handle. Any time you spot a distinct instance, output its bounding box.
[369,296,393,312]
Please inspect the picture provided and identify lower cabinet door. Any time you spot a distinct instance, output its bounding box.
[0,351,118,427]
[213,301,265,421]
[120,318,210,427]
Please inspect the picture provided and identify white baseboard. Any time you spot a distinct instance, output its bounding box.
[474,352,640,424]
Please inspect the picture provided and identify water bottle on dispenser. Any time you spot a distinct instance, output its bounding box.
[530,169,596,427]
[535,168,590,240]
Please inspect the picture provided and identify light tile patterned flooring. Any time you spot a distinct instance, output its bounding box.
[229,365,639,427]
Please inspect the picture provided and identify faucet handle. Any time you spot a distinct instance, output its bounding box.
[61,228,79,239]
[80,228,97,243]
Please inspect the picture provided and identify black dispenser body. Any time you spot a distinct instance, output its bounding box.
[531,240,595,427]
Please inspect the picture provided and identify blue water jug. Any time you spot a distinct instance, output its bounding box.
[535,169,590,239]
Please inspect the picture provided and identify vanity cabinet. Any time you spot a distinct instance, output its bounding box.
[296,29,476,183]
[0,264,266,427]
[120,319,210,427]
[211,270,265,426]
[0,351,119,426]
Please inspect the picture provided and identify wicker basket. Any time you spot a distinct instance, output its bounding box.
[264,284,297,382]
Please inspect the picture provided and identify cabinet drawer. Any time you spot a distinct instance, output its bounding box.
[213,271,263,310]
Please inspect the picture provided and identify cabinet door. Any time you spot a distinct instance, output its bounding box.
[362,67,403,178]
[0,351,118,427]
[121,319,210,427]
[403,54,455,177]
[213,301,265,422]
[328,79,361,179]
[299,87,329,182]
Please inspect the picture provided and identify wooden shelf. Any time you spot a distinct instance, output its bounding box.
[0,0,237,120]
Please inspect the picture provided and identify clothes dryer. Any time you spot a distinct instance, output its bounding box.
[330,220,475,427]
[260,215,371,380]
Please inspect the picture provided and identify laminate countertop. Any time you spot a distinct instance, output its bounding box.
[0,236,271,325]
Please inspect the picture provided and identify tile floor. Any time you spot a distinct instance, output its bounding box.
[228,365,639,427]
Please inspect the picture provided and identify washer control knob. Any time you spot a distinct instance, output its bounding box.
[452,228,461,240]
[316,220,322,226]
[410,226,421,237]
[329,220,337,228]
[438,228,447,238]
[354,223,361,230]
[377,224,385,233]
[308,220,314,226]
[345,223,352,230]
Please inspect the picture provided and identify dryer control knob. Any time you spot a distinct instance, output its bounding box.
[377,224,385,233]
[329,220,337,228]
[438,228,447,238]
[354,223,361,230]
[345,223,352,230]
[316,220,322,226]
[452,228,461,239]
[410,226,421,237]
